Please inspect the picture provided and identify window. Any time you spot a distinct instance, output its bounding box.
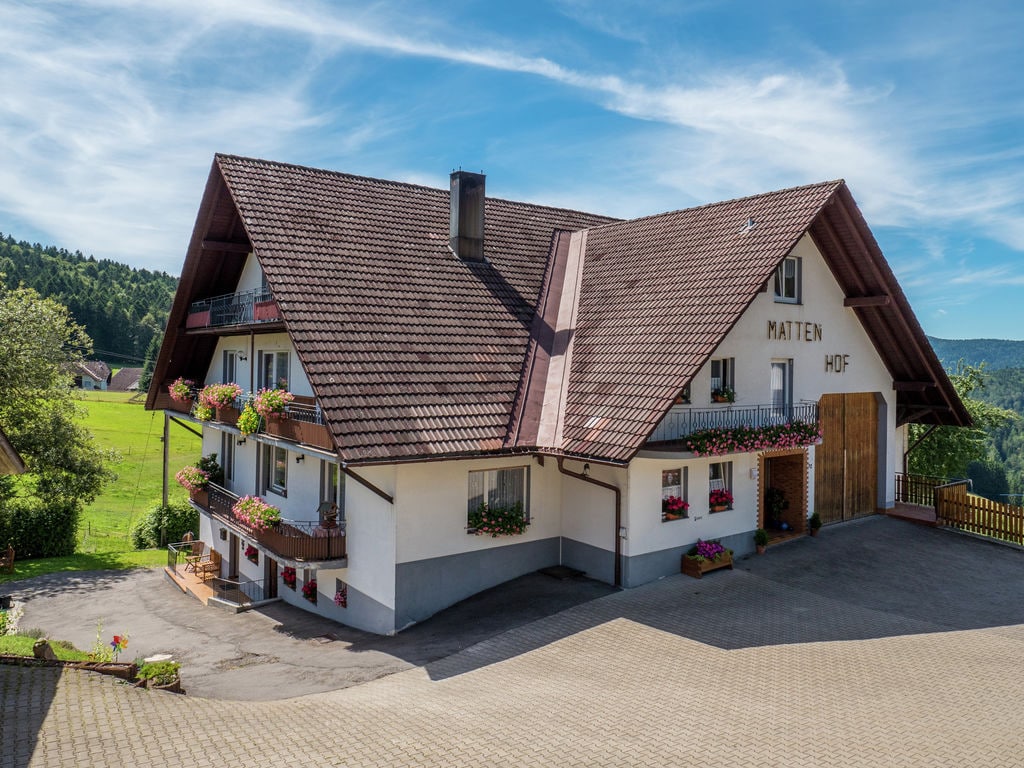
[223,350,238,385]
[261,444,288,496]
[321,460,345,521]
[709,461,733,511]
[221,432,235,483]
[467,466,529,529]
[770,360,793,421]
[258,350,289,390]
[661,468,688,522]
[674,383,691,405]
[773,256,801,303]
[710,358,735,402]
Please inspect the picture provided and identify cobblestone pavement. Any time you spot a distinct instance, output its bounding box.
[4,517,1024,767]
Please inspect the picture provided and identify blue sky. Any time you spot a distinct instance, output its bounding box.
[2,0,1023,339]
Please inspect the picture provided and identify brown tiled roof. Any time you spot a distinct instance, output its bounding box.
[77,361,111,382]
[147,156,969,465]
[562,182,844,461]
[109,367,143,391]
[215,155,615,462]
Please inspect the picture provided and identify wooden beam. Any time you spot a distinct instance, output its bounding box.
[201,239,250,253]
[844,295,891,307]
[893,380,936,391]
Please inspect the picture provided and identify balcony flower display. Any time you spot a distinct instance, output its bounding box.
[709,488,734,510]
[167,377,195,403]
[232,495,282,532]
[198,382,242,410]
[175,465,209,494]
[467,502,528,537]
[236,404,262,436]
[661,495,689,521]
[282,566,296,589]
[193,403,214,421]
[254,388,295,418]
[685,420,822,457]
[302,578,318,603]
[196,453,224,485]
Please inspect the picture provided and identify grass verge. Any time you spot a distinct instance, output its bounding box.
[0,635,91,661]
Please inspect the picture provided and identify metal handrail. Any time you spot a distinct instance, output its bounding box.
[187,287,277,327]
[648,402,819,443]
[209,577,265,605]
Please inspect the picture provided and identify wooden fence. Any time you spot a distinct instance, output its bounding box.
[935,480,1024,546]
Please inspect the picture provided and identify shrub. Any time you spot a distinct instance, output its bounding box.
[130,501,199,549]
[137,660,180,685]
[0,496,80,558]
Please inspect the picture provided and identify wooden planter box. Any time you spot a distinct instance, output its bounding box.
[215,406,240,425]
[681,552,733,579]
[189,488,209,508]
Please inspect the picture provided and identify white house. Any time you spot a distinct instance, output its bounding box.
[146,155,969,635]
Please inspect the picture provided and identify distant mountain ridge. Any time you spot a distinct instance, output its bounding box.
[927,337,1024,371]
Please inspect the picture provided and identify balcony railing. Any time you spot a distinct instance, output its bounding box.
[205,483,347,563]
[647,402,819,445]
[186,287,280,329]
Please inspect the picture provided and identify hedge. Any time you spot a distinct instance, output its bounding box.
[0,496,80,558]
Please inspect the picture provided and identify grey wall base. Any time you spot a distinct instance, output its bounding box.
[622,529,755,588]
[395,537,560,630]
[561,537,615,585]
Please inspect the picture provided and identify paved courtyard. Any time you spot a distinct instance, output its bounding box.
[3,516,1024,767]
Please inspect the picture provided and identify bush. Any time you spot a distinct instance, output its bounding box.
[130,501,199,549]
[137,660,180,685]
[0,496,80,558]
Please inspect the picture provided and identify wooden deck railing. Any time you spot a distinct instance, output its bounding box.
[935,480,1024,546]
[205,484,347,562]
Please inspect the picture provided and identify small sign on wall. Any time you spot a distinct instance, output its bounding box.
[825,354,850,373]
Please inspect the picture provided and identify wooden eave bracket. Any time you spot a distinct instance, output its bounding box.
[844,295,891,307]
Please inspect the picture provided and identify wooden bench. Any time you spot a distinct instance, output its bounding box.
[1,544,13,574]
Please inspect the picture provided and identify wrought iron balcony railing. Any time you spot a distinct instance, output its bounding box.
[646,402,819,445]
[186,287,280,328]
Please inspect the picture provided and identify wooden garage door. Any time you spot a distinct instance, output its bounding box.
[815,393,878,524]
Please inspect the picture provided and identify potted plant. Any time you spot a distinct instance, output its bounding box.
[681,539,734,578]
[167,377,195,403]
[175,465,210,504]
[244,545,259,564]
[198,382,242,416]
[254,388,295,419]
[754,528,769,554]
[302,578,318,603]
[232,496,282,532]
[193,403,214,421]
[196,454,224,486]
[236,404,262,436]
[765,487,788,528]
[709,488,733,512]
[809,511,822,537]
[137,660,182,693]
[282,566,297,590]
[711,386,735,403]
[661,495,689,521]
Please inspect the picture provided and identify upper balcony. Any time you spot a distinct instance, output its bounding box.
[186,287,281,331]
[646,401,819,446]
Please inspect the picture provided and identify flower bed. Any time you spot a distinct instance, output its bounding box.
[686,420,822,457]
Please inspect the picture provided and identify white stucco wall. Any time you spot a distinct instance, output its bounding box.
[236,252,263,293]
[558,458,623,556]
[202,334,312,398]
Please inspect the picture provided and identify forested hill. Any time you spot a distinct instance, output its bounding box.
[0,233,178,366]
[928,336,1024,370]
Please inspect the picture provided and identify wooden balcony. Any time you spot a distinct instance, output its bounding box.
[185,287,282,330]
[198,484,347,565]
[646,402,819,445]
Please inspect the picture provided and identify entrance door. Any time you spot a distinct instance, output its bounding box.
[264,557,278,599]
[815,393,878,524]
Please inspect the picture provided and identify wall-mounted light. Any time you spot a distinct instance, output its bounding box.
[219,528,227,541]
[237,350,248,362]
[236,438,246,446]
[295,454,305,464]
[583,463,591,478]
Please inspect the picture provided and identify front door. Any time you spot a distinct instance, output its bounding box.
[815,393,878,524]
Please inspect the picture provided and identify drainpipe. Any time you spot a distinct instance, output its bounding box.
[557,457,622,587]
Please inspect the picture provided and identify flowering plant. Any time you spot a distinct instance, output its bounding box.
[168,377,195,403]
[661,495,689,519]
[232,496,281,532]
[199,382,242,409]
[236,404,262,436]
[334,588,347,608]
[467,502,528,537]
[175,465,209,493]
[254,388,294,418]
[711,387,736,403]
[244,545,259,563]
[302,578,317,603]
[282,566,296,589]
[686,421,822,457]
[193,403,214,421]
[686,539,731,562]
[709,488,734,507]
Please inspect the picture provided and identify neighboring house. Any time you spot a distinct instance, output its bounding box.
[0,425,24,475]
[109,367,143,392]
[146,154,969,635]
[74,361,111,391]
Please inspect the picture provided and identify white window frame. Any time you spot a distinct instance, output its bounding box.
[773,256,801,304]
[467,466,530,522]
[770,359,793,421]
[258,350,290,390]
[222,350,238,385]
[710,357,735,401]
[320,460,345,521]
[709,461,733,511]
[661,467,688,522]
[261,444,288,497]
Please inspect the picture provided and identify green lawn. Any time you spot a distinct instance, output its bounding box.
[0,635,91,661]
[0,390,202,583]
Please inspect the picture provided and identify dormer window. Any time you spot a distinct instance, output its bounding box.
[774,256,801,303]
